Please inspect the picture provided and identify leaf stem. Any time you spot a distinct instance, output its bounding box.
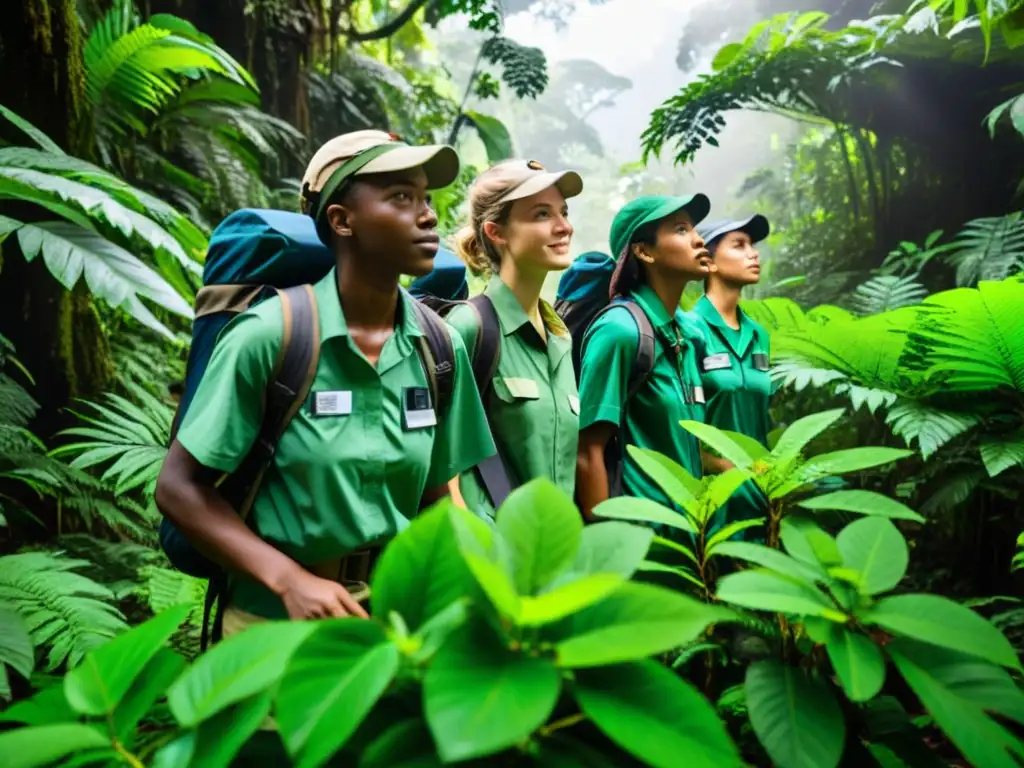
[538,712,586,737]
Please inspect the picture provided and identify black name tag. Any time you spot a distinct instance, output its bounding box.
[702,353,731,372]
[752,353,770,371]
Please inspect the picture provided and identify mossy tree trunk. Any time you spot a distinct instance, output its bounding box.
[0,0,114,439]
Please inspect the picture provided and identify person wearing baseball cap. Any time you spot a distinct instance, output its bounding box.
[691,214,772,542]
[575,193,714,525]
[446,159,585,519]
[162,130,495,634]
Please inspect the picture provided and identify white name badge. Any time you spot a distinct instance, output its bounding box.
[312,391,352,416]
[702,353,731,371]
[403,387,437,430]
[692,386,706,405]
[568,395,580,415]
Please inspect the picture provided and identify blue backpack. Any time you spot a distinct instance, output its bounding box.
[160,209,467,643]
[554,251,656,495]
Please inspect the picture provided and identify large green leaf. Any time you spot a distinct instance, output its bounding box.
[519,573,624,626]
[111,647,187,741]
[798,490,925,522]
[574,660,741,768]
[797,447,912,480]
[679,420,755,468]
[712,541,821,582]
[716,569,846,621]
[979,431,1024,478]
[745,660,845,768]
[0,724,110,768]
[0,603,34,698]
[0,684,77,727]
[592,496,692,532]
[4,217,191,338]
[278,620,400,768]
[423,619,560,763]
[64,604,188,716]
[823,625,886,702]
[781,517,841,570]
[496,480,582,595]
[560,521,653,582]
[554,582,736,668]
[448,507,521,619]
[167,621,315,727]
[860,594,1020,670]
[836,517,908,595]
[769,408,845,461]
[371,504,475,632]
[888,640,1024,768]
[462,111,513,163]
[627,446,701,507]
[188,690,274,768]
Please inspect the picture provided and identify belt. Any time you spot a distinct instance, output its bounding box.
[308,546,382,604]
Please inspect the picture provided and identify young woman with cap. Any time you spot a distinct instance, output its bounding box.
[447,159,584,519]
[576,194,712,522]
[156,130,495,631]
[692,214,772,539]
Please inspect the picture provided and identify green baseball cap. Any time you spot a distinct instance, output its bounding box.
[609,194,712,261]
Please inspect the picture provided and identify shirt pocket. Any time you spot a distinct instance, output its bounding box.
[489,376,542,452]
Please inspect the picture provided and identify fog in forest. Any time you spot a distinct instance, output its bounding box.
[433,0,801,259]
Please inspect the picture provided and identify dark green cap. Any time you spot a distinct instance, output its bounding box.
[609,194,712,261]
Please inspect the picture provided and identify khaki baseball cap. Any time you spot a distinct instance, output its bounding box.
[300,130,460,220]
[475,159,583,205]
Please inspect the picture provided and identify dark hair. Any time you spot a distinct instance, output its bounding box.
[612,221,660,297]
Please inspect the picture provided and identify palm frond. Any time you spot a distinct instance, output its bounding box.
[920,470,986,516]
[0,551,128,671]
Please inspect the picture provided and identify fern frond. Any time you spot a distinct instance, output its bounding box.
[939,212,1024,286]
[482,37,549,99]
[0,551,127,670]
[901,278,1024,393]
[52,393,171,498]
[920,470,986,517]
[851,274,929,315]
[885,399,981,459]
[979,431,1024,478]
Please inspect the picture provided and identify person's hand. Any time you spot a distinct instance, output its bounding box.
[275,565,369,620]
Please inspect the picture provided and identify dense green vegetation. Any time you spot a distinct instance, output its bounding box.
[0,0,1022,766]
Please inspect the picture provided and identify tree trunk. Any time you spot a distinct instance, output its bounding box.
[0,0,113,439]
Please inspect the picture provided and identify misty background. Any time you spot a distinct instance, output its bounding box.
[430,0,809,260]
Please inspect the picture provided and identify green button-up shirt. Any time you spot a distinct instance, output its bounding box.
[446,276,579,519]
[690,294,772,531]
[578,283,707,510]
[177,268,495,617]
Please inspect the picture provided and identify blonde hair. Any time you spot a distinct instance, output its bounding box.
[454,162,522,277]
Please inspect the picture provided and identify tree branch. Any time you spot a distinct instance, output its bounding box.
[347,0,433,42]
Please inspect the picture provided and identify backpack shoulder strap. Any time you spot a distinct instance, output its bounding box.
[584,300,656,404]
[231,284,320,520]
[621,301,656,403]
[466,294,501,396]
[410,299,455,417]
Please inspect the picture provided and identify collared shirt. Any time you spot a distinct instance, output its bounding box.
[578,283,707,508]
[689,294,772,534]
[177,267,495,617]
[446,275,579,519]
[689,295,771,446]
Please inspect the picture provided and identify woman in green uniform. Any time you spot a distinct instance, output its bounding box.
[155,130,495,630]
[692,214,772,540]
[576,194,712,521]
[446,159,584,519]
